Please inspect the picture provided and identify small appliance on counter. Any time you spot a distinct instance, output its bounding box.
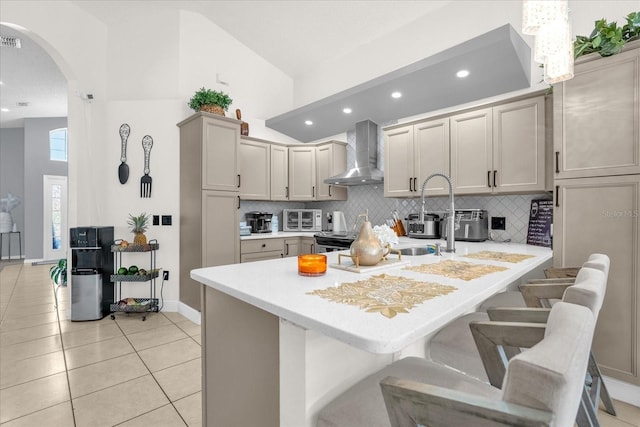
[440,209,489,242]
[283,209,322,232]
[332,211,347,234]
[407,212,441,239]
[245,211,273,233]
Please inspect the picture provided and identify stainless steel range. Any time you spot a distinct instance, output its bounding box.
[314,231,357,252]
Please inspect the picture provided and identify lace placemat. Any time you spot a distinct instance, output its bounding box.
[404,260,508,281]
[308,273,456,318]
[463,251,536,263]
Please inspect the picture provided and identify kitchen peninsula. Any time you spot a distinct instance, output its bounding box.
[191,240,552,427]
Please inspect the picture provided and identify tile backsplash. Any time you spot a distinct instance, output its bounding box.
[240,185,552,244]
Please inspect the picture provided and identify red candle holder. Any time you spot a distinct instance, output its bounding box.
[298,254,327,276]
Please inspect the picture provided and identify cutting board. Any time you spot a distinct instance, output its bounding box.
[330,258,410,273]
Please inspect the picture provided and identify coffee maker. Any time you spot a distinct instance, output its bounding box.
[245,211,273,233]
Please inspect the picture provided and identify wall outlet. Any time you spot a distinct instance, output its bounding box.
[153,215,160,226]
[161,215,172,226]
[163,270,169,280]
[491,216,506,230]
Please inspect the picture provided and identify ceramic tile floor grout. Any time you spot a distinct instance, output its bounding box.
[2,262,639,426]
[1,263,202,426]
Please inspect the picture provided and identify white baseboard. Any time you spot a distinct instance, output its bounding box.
[177,301,201,325]
[155,300,201,325]
[603,375,640,407]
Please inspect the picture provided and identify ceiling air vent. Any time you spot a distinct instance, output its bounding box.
[1,36,22,48]
[16,102,29,107]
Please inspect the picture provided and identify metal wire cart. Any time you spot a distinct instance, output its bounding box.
[110,239,160,321]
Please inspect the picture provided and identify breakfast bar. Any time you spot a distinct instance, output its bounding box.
[191,240,552,427]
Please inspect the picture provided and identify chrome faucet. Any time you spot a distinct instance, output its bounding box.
[419,173,455,253]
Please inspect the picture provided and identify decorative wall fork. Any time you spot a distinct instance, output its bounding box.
[140,135,153,197]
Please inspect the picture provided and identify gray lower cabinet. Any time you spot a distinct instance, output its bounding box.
[241,238,284,263]
[553,174,640,385]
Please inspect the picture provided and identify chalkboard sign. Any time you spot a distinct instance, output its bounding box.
[527,199,553,248]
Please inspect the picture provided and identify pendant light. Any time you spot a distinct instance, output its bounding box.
[522,0,568,35]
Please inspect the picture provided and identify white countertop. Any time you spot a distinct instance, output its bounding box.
[240,231,319,240]
[191,240,552,354]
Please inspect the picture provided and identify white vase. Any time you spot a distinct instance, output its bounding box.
[0,212,12,233]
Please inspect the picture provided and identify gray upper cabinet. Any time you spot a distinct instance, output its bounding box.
[270,143,289,201]
[386,94,546,198]
[554,44,640,179]
[492,96,546,193]
[384,118,450,198]
[239,137,271,200]
[384,124,415,197]
[288,145,316,200]
[450,107,493,195]
[201,116,241,191]
[316,141,348,201]
[451,96,546,195]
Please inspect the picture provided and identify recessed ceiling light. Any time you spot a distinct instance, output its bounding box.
[1,108,8,112]
[343,108,352,114]
[391,92,402,99]
[305,120,313,125]
[456,70,470,78]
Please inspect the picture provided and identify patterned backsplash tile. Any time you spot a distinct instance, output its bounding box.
[241,185,552,244]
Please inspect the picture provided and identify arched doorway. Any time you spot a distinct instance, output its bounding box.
[0,23,69,262]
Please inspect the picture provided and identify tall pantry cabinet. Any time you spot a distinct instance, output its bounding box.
[178,113,241,310]
[553,41,640,385]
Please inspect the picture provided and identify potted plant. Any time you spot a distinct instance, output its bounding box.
[574,12,640,58]
[128,212,150,246]
[188,87,233,116]
[50,258,67,287]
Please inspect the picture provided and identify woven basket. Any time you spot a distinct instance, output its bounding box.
[200,104,225,116]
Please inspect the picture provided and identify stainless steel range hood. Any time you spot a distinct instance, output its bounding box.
[325,120,383,186]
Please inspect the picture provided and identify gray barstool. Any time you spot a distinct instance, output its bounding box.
[316,302,596,427]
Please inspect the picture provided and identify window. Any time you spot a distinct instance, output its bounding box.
[51,183,62,249]
[50,128,67,161]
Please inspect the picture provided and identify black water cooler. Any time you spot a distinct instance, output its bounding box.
[70,226,114,321]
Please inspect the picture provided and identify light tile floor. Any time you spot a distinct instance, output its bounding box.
[1,262,639,426]
[0,263,201,426]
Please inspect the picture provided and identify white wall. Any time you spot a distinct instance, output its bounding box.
[0,1,296,309]
[293,0,640,106]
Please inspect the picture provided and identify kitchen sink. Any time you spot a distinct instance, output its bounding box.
[398,247,430,256]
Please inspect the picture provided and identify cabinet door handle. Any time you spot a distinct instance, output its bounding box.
[555,185,560,207]
[408,178,413,192]
[493,170,497,188]
[312,186,315,197]
[237,174,241,188]
[285,186,289,198]
[487,171,492,187]
[329,185,332,197]
[237,195,241,209]
[413,177,417,192]
[285,243,289,255]
[555,152,560,174]
[262,243,266,248]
